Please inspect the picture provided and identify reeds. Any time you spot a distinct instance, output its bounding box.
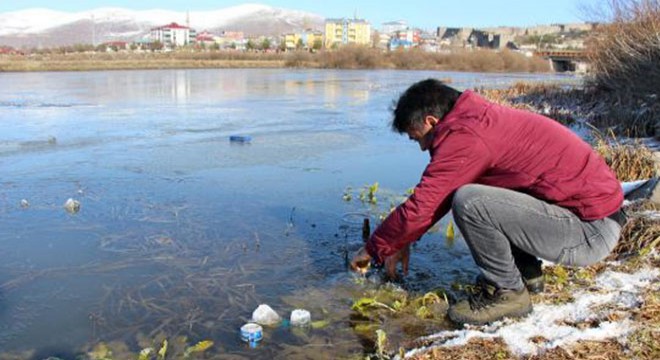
[1,47,551,73]
[476,82,586,125]
[593,131,659,181]
[609,215,660,259]
[585,0,660,138]
[586,0,660,97]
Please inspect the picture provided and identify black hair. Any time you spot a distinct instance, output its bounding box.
[391,79,463,133]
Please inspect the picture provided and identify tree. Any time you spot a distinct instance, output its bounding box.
[313,38,323,51]
[296,38,304,50]
[246,39,256,51]
[261,38,271,50]
[371,30,381,48]
[150,40,164,52]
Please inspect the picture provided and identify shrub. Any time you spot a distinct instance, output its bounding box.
[318,45,383,69]
[586,0,660,96]
[585,0,660,137]
[284,51,313,67]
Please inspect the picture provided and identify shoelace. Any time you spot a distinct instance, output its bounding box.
[467,289,496,311]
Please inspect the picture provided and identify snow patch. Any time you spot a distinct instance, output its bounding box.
[639,210,660,220]
[403,268,660,358]
[0,4,321,36]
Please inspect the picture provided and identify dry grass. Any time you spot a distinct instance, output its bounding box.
[585,0,660,138]
[478,80,658,138]
[609,216,660,259]
[593,133,659,181]
[624,199,660,213]
[527,340,627,359]
[627,286,660,359]
[0,56,285,72]
[0,47,551,73]
[284,50,315,67]
[318,45,386,69]
[477,82,590,126]
[409,338,512,360]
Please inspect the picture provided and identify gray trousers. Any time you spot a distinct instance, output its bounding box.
[452,184,622,290]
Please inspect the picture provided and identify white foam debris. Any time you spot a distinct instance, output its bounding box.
[402,268,660,359]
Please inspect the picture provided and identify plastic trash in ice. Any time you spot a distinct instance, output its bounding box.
[252,304,281,326]
[290,309,311,326]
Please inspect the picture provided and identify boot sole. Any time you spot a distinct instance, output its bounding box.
[448,303,533,326]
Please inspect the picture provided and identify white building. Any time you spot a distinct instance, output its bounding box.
[381,20,408,35]
[150,23,197,47]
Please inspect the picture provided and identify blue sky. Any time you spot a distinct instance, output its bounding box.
[0,1,596,29]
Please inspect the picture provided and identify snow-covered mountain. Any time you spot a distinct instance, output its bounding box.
[0,4,324,48]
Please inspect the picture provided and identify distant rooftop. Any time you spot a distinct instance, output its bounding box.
[382,20,407,25]
[325,18,369,24]
[151,22,191,31]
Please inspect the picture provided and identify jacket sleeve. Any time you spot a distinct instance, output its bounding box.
[365,129,492,264]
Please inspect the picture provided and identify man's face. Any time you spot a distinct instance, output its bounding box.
[406,115,438,151]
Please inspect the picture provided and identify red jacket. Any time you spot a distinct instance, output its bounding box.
[366,90,623,263]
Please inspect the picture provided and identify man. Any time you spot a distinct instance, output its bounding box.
[350,79,625,326]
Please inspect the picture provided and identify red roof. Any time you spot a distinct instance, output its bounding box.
[196,35,214,41]
[152,22,190,30]
[196,31,215,41]
[0,46,18,54]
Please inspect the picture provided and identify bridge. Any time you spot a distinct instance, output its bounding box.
[535,50,589,73]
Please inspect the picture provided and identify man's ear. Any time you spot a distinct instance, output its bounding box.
[424,115,439,127]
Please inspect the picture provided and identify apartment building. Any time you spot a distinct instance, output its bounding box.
[150,22,197,47]
[324,18,371,49]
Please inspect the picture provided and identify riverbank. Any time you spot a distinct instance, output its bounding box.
[0,47,551,73]
[477,82,659,139]
[0,58,285,72]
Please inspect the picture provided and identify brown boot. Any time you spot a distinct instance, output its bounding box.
[448,287,532,326]
[476,272,544,295]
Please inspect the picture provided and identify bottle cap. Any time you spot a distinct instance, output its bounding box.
[240,323,263,344]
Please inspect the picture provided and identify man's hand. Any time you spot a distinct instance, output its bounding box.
[350,246,372,275]
[384,244,410,280]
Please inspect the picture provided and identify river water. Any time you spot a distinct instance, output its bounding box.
[0,69,577,359]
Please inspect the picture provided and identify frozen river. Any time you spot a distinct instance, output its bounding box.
[0,69,578,358]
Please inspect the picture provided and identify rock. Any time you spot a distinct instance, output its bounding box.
[63,198,81,214]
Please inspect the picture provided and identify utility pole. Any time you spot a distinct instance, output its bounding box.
[91,14,96,46]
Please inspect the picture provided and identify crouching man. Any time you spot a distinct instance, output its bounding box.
[351,79,625,325]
